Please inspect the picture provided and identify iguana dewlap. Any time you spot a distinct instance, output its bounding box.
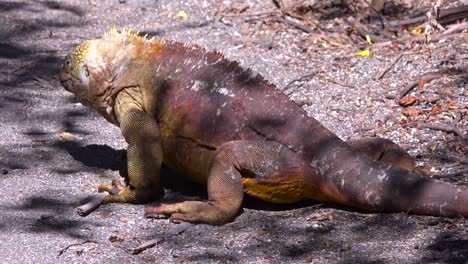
[60,29,467,225]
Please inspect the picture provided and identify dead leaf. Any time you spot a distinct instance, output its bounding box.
[442,88,452,94]
[402,108,421,117]
[371,0,385,12]
[60,132,76,141]
[415,164,432,176]
[398,96,418,107]
[430,105,443,115]
[446,99,457,109]
[354,50,370,57]
[109,235,124,243]
[120,217,135,224]
[175,11,187,19]
[308,211,334,222]
[418,80,426,88]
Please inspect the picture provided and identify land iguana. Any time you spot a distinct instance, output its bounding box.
[59,29,467,225]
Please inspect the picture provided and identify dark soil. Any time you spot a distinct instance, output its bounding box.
[0,0,466,263]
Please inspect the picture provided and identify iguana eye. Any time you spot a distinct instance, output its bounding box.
[83,65,90,77]
[64,57,72,69]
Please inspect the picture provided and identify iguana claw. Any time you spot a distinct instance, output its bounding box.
[97,179,158,204]
[98,179,125,194]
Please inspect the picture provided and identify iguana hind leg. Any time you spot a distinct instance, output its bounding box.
[347,137,415,172]
[146,140,299,225]
[100,109,163,204]
[146,141,248,225]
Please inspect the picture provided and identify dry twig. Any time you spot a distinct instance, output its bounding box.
[58,240,97,256]
[319,72,356,89]
[418,123,465,139]
[433,168,468,178]
[423,113,464,150]
[282,72,317,95]
[131,222,192,254]
[397,71,445,99]
[77,192,109,216]
[390,5,468,27]
[279,17,316,34]
[374,52,406,80]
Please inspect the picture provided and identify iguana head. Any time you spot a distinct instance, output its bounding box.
[60,40,95,105]
[60,37,119,124]
[60,28,155,123]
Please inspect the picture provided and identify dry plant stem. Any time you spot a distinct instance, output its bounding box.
[375,52,405,80]
[419,123,465,139]
[131,222,192,254]
[131,238,165,254]
[390,5,468,27]
[362,0,398,32]
[77,192,109,216]
[319,72,356,89]
[58,240,97,256]
[423,113,463,148]
[282,72,317,94]
[397,72,445,99]
[220,10,281,17]
[280,17,316,34]
[424,133,444,150]
[442,22,468,35]
[433,168,468,178]
[346,17,389,43]
[374,24,468,48]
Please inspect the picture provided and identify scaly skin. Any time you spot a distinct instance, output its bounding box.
[60,29,467,225]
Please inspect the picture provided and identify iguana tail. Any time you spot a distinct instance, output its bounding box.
[314,143,468,217]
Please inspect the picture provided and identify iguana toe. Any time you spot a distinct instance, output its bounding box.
[98,179,125,194]
[97,179,159,204]
[146,202,235,225]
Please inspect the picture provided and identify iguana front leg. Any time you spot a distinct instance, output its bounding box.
[99,108,162,203]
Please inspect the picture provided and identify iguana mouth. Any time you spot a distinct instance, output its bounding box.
[59,70,71,91]
[59,68,92,107]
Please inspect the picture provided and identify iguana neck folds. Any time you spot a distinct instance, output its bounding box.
[114,86,145,125]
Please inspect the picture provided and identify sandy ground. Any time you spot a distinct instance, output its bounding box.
[0,0,467,263]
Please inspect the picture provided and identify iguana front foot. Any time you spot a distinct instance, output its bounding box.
[98,179,159,204]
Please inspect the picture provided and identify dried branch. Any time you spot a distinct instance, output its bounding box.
[397,72,445,99]
[58,239,97,256]
[390,5,468,27]
[279,17,316,34]
[131,222,192,254]
[319,72,356,89]
[433,168,468,178]
[374,52,406,80]
[77,192,109,216]
[346,17,389,43]
[418,123,465,139]
[220,9,281,17]
[362,0,398,32]
[282,72,317,94]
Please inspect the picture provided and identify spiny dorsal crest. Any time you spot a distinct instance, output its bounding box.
[107,26,155,42]
[101,27,272,89]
